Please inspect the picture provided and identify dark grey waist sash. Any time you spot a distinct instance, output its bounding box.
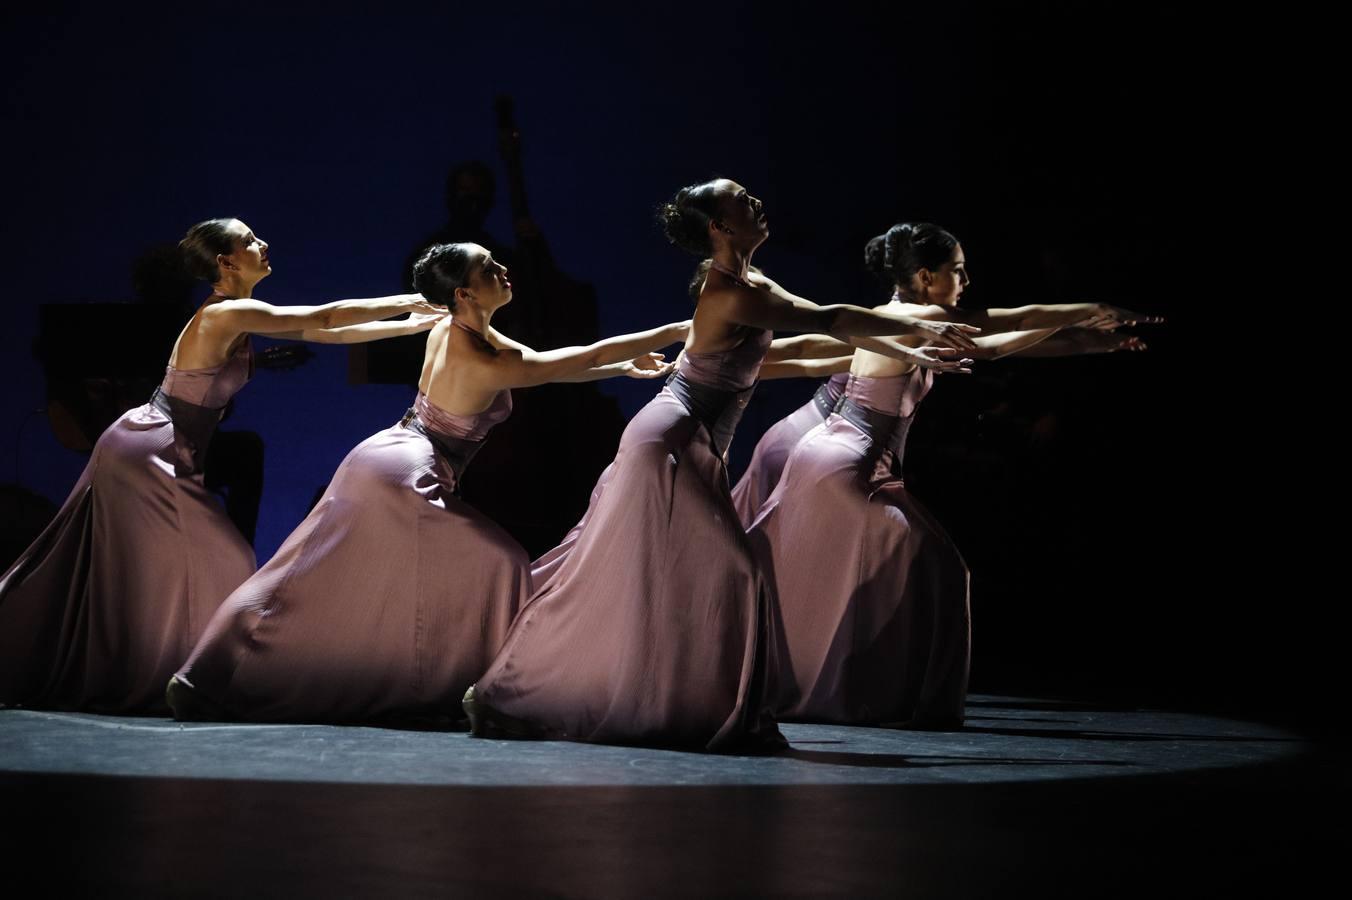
[150,387,225,478]
[836,397,911,470]
[666,371,756,458]
[812,380,844,419]
[399,408,485,494]
[836,397,898,442]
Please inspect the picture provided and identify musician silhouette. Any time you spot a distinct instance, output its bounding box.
[403,160,549,349]
[403,106,598,351]
[383,99,620,557]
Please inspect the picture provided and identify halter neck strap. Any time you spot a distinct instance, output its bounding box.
[709,259,752,287]
[452,318,496,351]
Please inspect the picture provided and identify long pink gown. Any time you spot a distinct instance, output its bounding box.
[174,390,530,722]
[533,375,850,589]
[0,341,257,713]
[528,461,613,588]
[472,328,785,750]
[730,373,850,526]
[747,368,971,727]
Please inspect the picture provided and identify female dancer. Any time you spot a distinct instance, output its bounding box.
[0,217,443,714]
[464,179,983,751]
[730,257,1147,525]
[527,263,969,589]
[748,222,1151,728]
[167,242,686,723]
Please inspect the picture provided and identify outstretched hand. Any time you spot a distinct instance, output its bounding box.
[916,319,982,351]
[1072,329,1149,353]
[1079,304,1164,331]
[1102,333,1148,353]
[909,345,974,375]
[622,352,676,379]
[406,298,450,317]
[406,309,450,332]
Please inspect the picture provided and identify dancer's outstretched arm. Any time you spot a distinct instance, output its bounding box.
[1003,328,1148,357]
[902,301,1162,334]
[273,311,448,343]
[554,354,675,382]
[758,357,856,380]
[768,333,972,374]
[858,329,1060,363]
[765,334,854,361]
[849,326,1138,372]
[203,294,445,342]
[478,320,689,388]
[487,327,678,382]
[715,273,981,350]
[965,329,1064,360]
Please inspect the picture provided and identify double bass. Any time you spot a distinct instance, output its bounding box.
[492,95,600,349]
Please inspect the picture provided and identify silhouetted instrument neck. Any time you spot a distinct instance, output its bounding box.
[494,95,530,221]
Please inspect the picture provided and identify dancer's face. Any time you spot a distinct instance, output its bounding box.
[218,219,272,283]
[917,245,969,306]
[710,179,769,244]
[460,245,512,311]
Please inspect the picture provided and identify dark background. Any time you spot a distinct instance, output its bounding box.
[1,4,1307,728]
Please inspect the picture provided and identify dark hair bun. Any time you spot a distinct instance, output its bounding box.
[687,258,713,301]
[863,222,958,289]
[657,181,721,257]
[412,243,476,311]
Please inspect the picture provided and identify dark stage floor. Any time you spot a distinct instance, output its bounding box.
[1,695,1342,897]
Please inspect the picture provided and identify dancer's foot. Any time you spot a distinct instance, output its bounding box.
[462,685,545,739]
[165,675,230,722]
[729,724,790,755]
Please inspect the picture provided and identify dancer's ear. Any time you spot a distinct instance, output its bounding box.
[455,285,473,307]
[708,219,734,239]
[216,253,238,273]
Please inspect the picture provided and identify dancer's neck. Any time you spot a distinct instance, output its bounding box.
[453,305,492,336]
[709,249,753,285]
[210,275,255,300]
